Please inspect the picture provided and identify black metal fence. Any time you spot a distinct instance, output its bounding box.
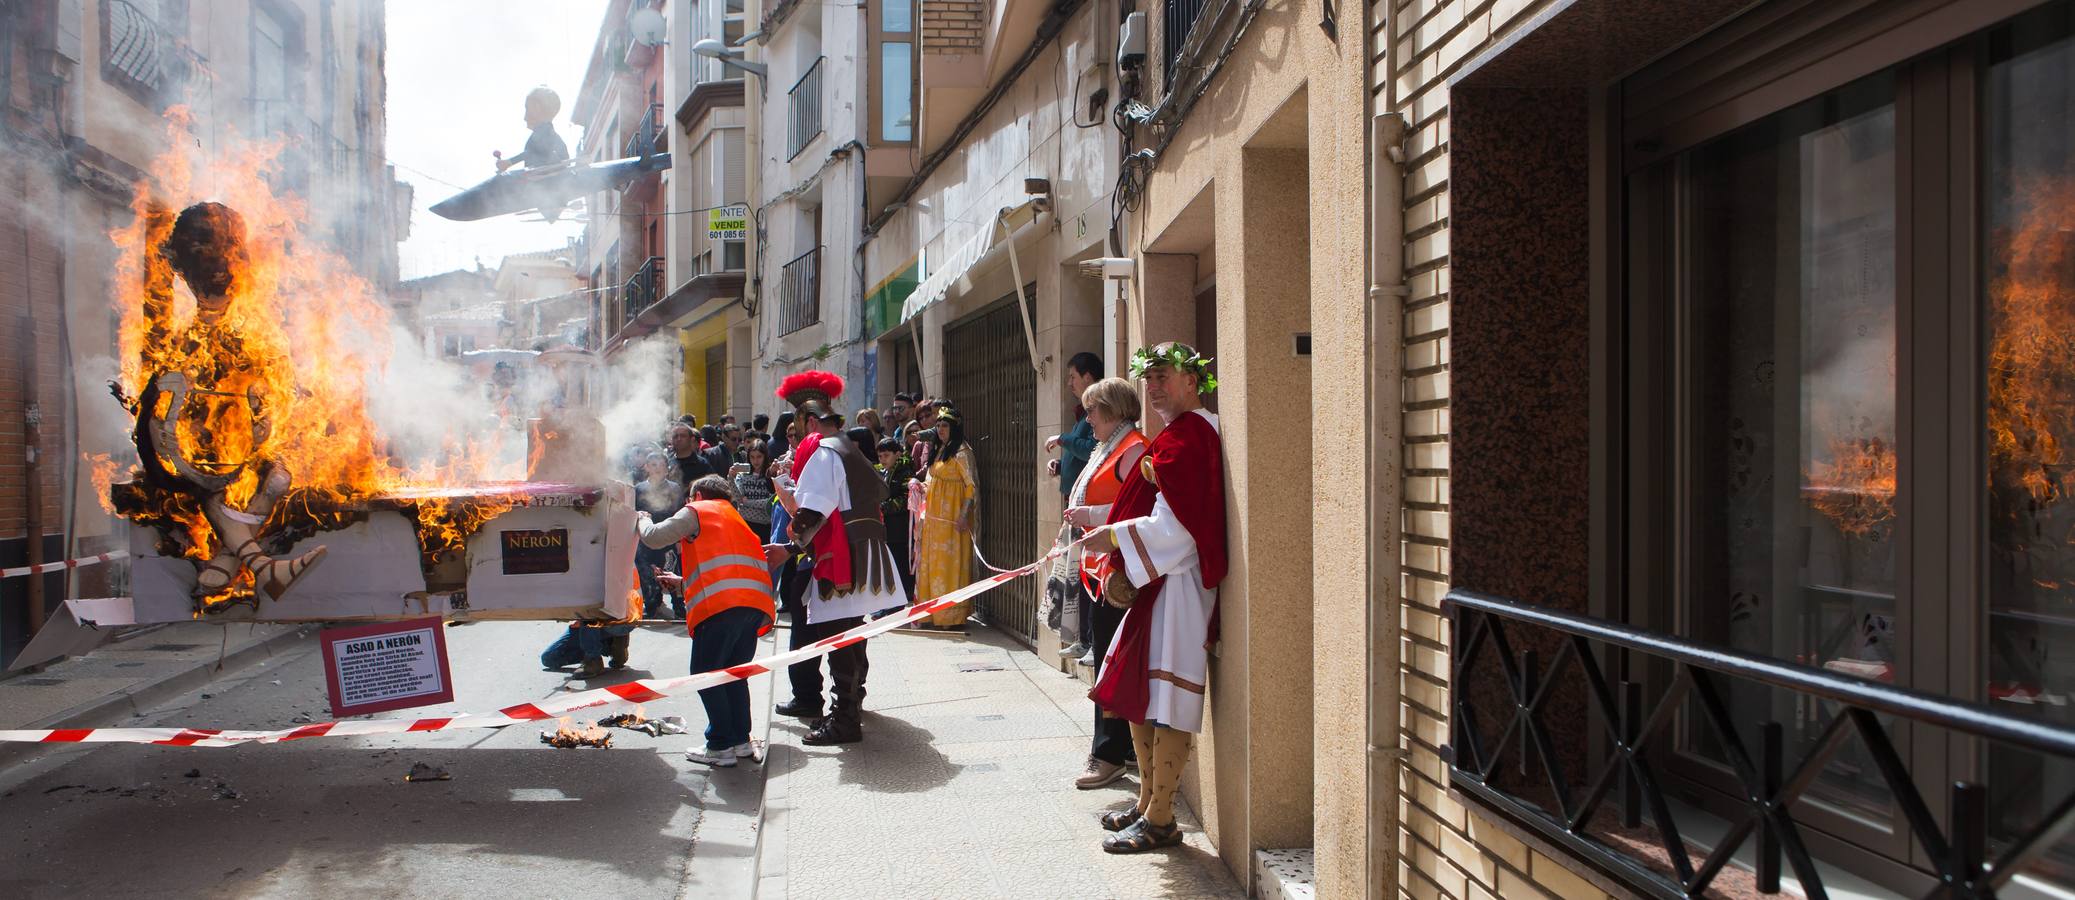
[622,256,663,331]
[777,248,820,336]
[1444,588,2075,899]
[788,57,824,160]
[1163,0,1208,77]
[625,102,665,159]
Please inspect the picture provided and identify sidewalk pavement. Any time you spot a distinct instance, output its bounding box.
[753,623,1243,899]
[0,621,309,767]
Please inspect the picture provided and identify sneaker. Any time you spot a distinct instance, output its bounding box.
[1077,649,1096,667]
[1075,757,1127,790]
[1059,642,1088,659]
[733,742,759,759]
[685,745,739,767]
[575,658,606,678]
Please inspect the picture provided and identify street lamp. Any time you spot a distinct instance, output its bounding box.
[692,38,766,78]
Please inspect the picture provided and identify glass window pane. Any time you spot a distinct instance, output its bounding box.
[1675,73,1899,818]
[882,42,913,142]
[1984,4,2075,872]
[882,0,912,33]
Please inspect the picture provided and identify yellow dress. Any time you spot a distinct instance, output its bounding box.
[916,446,978,625]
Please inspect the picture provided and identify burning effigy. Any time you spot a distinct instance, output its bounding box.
[79,111,635,628]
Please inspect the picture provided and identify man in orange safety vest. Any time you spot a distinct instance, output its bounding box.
[641,474,776,767]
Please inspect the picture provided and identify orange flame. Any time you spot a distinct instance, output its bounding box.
[1987,178,2075,508]
[1804,437,1898,537]
[105,110,529,602]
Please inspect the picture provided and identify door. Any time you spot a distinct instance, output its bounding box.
[943,289,1038,643]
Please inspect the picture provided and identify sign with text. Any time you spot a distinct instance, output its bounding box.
[319,618,455,718]
[500,527,570,575]
[707,204,748,240]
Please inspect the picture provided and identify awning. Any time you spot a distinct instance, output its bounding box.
[899,199,1045,325]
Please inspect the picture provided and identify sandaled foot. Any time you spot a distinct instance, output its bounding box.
[1102,816,1183,853]
[192,557,237,597]
[247,544,327,603]
[1100,808,1143,832]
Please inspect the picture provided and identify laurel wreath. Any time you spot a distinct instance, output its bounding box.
[1127,344,1218,394]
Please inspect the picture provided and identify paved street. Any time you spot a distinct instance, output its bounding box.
[0,621,770,900]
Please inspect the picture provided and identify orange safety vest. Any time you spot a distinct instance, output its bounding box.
[1080,429,1149,587]
[678,499,776,635]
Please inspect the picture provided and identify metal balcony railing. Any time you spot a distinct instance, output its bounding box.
[778,248,820,336]
[105,0,169,91]
[622,256,664,331]
[1443,589,2075,900]
[788,57,824,160]
[1163,0,1208,76]
[625,103,665,159]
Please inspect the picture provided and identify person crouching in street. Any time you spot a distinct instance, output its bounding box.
[768,370,904,746]
[640,475,776,767]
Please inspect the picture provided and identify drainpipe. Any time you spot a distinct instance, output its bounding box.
[1367,109,1410,898]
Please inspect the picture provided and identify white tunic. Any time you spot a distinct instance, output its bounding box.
[794,442,906,624]
[1102,410,1220,733]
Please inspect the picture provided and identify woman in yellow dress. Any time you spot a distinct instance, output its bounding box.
[914,405,978,629]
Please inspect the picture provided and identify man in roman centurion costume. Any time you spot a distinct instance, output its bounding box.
[767,371,903,745]
[1085,342,1226,853]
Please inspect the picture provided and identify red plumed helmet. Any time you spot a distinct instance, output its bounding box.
[777,370,845,409]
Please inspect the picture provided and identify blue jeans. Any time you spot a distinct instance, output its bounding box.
[690,605,768,750]
[540,623,635,668]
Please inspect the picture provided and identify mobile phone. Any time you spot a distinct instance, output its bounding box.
[731,462,750,476]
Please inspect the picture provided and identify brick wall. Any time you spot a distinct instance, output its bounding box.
[0,153,70,543]
[1383,2,1628,899]
[921,0,985,54]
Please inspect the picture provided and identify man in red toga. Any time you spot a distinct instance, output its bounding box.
[1085,342,1226,853]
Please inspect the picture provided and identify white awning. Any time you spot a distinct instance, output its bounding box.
[899,199,1045,325]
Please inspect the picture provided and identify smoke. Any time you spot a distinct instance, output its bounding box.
[598,334,683,471]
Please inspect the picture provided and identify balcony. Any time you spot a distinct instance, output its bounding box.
[788,57,824,160]
[1163,0,1208,77]
[621,256,664,332]
[625,103,665,159]
[1443,589,2075,899]
[103,0,170,92]
[778,248,820,336]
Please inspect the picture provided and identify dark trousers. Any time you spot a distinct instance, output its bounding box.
[690,606,767,750]
[540,623,635,668]
[795,614,870,727]
[780,560,870,725]
[1086,585,1134,765]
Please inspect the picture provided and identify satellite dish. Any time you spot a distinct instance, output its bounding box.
[628,7,668,46]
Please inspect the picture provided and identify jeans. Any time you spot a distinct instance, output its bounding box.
[635,544,681,618]
[540,623,635,668]
[690,605,768,750]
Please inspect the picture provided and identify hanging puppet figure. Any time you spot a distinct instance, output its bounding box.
[134,202,328,608]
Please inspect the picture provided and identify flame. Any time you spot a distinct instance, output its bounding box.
[1803,437,1898,537]
[1987,178,2075,508]
[104,110,531,607]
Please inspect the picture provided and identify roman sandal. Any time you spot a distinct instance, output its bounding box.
[1102,817,1184,854]
[236,540,329,603]
[1100,808,1142,832]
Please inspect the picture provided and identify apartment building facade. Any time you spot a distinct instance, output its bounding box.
[1387,1,2075,898]
[0,0,406,666]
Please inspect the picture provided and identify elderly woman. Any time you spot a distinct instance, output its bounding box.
[1060,377,1149,788]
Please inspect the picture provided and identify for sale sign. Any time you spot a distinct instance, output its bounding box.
[707,204,748,240]
[319,617,455,717]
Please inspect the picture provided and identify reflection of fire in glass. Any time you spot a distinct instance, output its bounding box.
[1988,179,2075,510]
[1803,436,1897,537]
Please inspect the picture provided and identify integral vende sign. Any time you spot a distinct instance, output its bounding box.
[708,204,748,240]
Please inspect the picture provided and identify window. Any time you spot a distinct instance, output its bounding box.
[1618,2,2075,886]
[870,0,914,145]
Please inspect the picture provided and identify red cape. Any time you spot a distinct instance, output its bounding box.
[1089,410,1226,723]
[787,432,855,590]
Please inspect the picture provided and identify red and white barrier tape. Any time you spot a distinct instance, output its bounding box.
[0,534,1088,747]
[0,551,128,581]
